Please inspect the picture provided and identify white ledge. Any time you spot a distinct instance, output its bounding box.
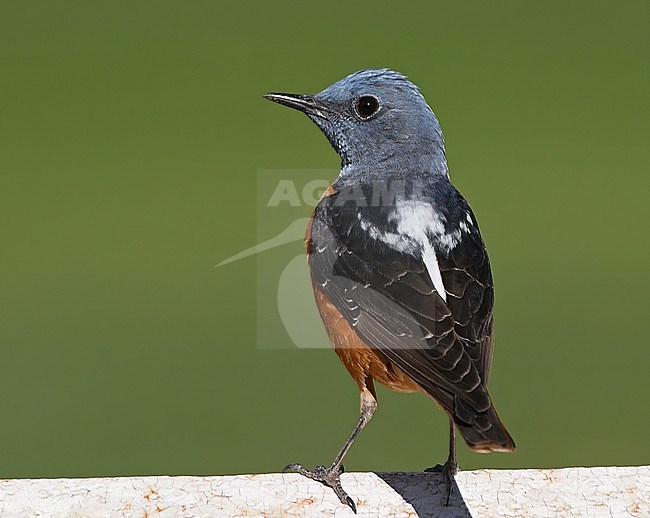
[1,466,648,517]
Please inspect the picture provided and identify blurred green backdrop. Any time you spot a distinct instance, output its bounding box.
[0,1,648,478]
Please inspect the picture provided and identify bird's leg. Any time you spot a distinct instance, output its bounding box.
[284,387,377,514]
[445,417,459,475]
[425,417,459,505]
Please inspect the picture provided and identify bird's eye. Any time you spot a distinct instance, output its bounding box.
[355,95,380,119]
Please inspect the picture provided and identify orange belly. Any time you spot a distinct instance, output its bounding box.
[314,288,422,396]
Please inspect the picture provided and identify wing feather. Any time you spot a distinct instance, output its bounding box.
[309,188,496,425]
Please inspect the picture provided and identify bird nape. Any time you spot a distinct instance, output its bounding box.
[265,69,515,514]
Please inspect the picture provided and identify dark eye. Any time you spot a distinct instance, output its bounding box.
[355,95,380,119]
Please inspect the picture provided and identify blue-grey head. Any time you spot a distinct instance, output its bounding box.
[265,69,447,175]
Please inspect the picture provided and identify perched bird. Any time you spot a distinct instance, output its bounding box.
[265,69,515,512]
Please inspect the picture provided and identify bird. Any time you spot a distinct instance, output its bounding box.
[264,69,515,513]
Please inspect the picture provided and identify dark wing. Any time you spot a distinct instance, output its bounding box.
[308,194,496,430]
[436,213,495,386]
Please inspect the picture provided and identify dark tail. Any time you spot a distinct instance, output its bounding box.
[454,402,516,453]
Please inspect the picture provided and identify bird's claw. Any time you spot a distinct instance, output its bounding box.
[425,460,459,476]
[283,462,356,513]
[425,460,459,505]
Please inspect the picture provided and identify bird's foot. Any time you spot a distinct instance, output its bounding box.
[284,463,356,513]
[425,460,459,505]
[425,459,459,476]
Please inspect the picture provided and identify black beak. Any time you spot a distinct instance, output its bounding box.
[264,92,328,118]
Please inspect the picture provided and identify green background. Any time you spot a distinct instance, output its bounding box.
[0,1,648,478]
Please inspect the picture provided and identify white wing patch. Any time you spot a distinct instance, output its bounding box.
[391,201,448,303]
[359,200,463,303]
[420,242,447,303]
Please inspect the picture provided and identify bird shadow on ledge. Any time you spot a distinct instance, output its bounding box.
[375,472,472,518]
